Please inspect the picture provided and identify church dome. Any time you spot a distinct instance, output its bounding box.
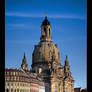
[32,41,60,65]
[31,16,61,72]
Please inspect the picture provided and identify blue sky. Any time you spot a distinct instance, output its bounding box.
[5,0,87,89]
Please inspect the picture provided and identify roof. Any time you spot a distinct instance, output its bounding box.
[5,68,44,85]
[41,16,50,26]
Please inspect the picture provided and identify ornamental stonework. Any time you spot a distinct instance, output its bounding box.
[31,15,74,92]
[5,15,74,92]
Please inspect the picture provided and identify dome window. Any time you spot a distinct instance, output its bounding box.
[38,67,42,74]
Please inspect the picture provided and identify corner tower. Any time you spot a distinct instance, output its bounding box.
[21,53,28,70]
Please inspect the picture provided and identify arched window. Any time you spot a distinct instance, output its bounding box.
[49,28,50,36]
[6,88,9,92]
[44,27,47,36]
[44,27,46,31]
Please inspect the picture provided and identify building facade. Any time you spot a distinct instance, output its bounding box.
[5,54,45,92]
[5,15,74,92]
[31,16,74,92]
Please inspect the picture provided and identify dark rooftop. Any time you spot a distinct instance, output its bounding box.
[41,16,50,26]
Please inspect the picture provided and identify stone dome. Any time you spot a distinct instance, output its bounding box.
[31,16,61,72]
[32,41,60,65]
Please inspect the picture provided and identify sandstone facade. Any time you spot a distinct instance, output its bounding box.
[5,15,74,92]
[31,16,74,92]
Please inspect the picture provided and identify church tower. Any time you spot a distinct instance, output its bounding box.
[31,16,74,92]
[21,53,28,70]
[64,56,71,77]
[63,56,74,92]
[40,15,52,41]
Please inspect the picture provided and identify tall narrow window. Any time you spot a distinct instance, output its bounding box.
[6,88,9,92]
[7,83,9,86]
[11,88,13,92]
[14,89,16,92]
[20,89,22,92]
[44,28,46,31]
[11,83,13,86]
[44,27,47,36]
[49,51,52,60]
[17,89,19,92]
[49,29,50,36]
[55,86,58,92]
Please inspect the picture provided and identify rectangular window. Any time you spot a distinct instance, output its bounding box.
[11,72,12,75]
[55,86,58,92]
[17,83,19,86]
[16,72,18,75]
[17,77,19,81]
[11,83,13,86]
[7,83,9,86]
[7,77,9,81]
[7,72,8,75]
[11,88,13,92]
[13,72,15,75]
[11,77,13,80]
[6,88,9,92]
[14,77,16,81]
[14,89,16,92]
[20,89,22,92]
[17,89,19,92]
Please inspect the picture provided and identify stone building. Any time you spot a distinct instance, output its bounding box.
[5,15,74,92]
[5,54,45,92]
[31,15,74,92]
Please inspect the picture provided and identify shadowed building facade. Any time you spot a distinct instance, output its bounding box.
[31,16,74,92]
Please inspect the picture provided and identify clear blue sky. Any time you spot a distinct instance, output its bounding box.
[5,0,87,89]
